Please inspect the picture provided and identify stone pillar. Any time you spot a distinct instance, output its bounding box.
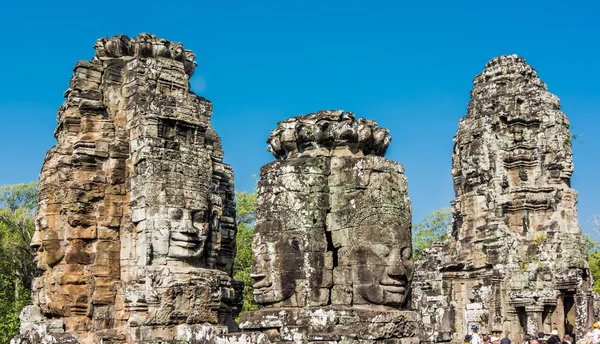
[575,292,594,340]
[526,306,544,337]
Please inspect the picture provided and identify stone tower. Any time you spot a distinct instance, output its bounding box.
[413,55,593,342]
[18,34,240,343]
[239,110,421,343]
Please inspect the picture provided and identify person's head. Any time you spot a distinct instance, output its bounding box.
[465,335,473,343]
[594,323,600,329]
[530,340,540,344]
[483,335,490,343]
[471,324,479,333]
[539,332,547,339]
[563,334,572,342]
[547,337,559,344]
[491,336,500,344]
[500,338,511,344]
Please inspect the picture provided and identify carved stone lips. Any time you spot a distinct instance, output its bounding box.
[250,273,272,292]
[170,232,200,248]
[382,286,406,294]
[381,279,407,293]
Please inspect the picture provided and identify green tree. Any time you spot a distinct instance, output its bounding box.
[0,182,38,342]
[233,191,258,313]
[412,207,452,259]
[588,217,600,294]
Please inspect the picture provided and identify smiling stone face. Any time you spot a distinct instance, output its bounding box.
[250,157,331,308]
[250,228,303,304]
[350,222,414,306]
[166,208,210,259]
[328,155,413,309]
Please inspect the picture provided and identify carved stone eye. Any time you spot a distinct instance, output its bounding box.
[192,210,209,233]
[171,209,183,220]
[192,210,207,223]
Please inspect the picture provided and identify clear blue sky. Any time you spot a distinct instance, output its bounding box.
[1,0,599,234]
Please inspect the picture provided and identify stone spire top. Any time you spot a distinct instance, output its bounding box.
[412,54,591,341]
[266,109,392,160]
[477,54,539,83]
[468,54,561,121]
[93,33,197,76]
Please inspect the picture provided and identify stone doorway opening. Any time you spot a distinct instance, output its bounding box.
[517,306,528,334]
[563,292,576,336]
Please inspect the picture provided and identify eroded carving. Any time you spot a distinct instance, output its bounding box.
[241,110,420,343]
[412,55,593,343]
[17,34,240,344]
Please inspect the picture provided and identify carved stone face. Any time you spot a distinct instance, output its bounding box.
[31,228,64,271]
[350,221,414,306]
[133,116,225,266]
[166,208,210,259]
[251,224,303,305]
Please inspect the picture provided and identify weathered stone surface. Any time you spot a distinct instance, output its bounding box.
[412,55,593,343]
[241,308,420,343]
[242,110,419,343]
[266,111,392,160]
[16,34,240,343]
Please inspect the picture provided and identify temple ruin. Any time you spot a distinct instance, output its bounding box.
[239,110,421,343]
[17,34,241,343]
[12,34,595,344]
[412,55,593,342]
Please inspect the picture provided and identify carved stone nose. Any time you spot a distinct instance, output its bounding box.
[385,249,407,279]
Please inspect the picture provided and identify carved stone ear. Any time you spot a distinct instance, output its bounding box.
[192,209,208,223]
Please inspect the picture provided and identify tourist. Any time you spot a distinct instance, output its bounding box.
[550,329,562,343]
[491,336,500,344]
[548,336,560,344]
[592,323,600,343]
[483,335,491,344]
[466,335,473,344]
[501,338,512,344]
[539,332,548,343]
[471,324,482,344]
[562,334,573,344]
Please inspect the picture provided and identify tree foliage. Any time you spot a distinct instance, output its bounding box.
[233,191,258,313]
[0,182,38,342]
[412,207,452,259]
[588,217,600,294]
